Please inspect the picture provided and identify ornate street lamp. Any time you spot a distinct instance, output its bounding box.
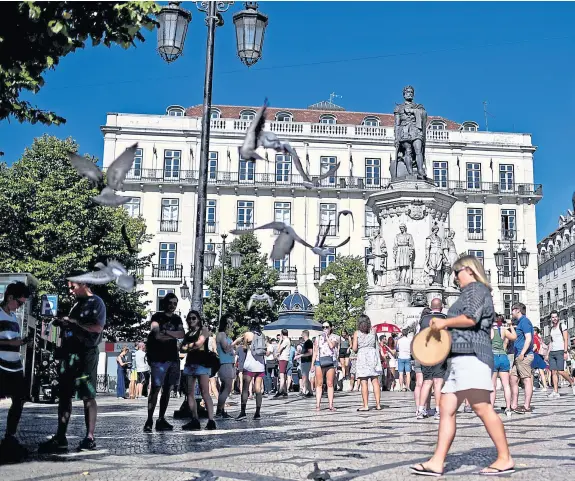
[156,2,191,63]
[230,251,243,269]
[233,2,269,67]
[180,277,191,300]
[494,244,506,272]
[518,241,531,269]
[204,248,217,271]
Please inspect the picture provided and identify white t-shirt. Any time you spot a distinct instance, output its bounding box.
[278,338,291,361]
[550,323,567,352]
[397,336,412,360]
[135,350,149,372]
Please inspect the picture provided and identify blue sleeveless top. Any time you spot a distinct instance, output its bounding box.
[217,335,235,364]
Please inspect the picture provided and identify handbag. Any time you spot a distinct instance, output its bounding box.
[318,356,334,368]
[205,350,221,378]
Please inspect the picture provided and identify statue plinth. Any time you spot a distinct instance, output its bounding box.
[392,286,412,308]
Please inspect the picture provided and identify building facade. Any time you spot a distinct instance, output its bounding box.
[101,100,542,322]
[538,210,575,343]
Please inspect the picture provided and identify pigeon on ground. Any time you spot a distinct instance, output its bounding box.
[247,292,274,310]
[67,260,135,292]
[336,210,355,232]
[230,222,313,261]
[69,143,138,206]
[311,221,351,257]
[307,462,331,481]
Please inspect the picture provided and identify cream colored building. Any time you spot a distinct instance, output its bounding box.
[101,100,542,322]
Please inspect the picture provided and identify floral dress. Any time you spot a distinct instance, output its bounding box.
[355,332,383,379]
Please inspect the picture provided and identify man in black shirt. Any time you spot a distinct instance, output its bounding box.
[296,330,314,397]
[417,298,448,420]
[144,293,184,432]
[39,276,106,452]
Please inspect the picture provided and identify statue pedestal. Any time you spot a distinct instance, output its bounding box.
[443,288,461,308]
[392,286,412,308]
[425,286,444,305]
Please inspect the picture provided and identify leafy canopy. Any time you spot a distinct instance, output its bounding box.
[0,135,153,341]
[0,1,159,125]
[314,256,368,333]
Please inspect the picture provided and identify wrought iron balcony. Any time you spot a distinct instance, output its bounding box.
[152,264,183,280]
[206,221,218,234]
[497,270,525,285]
[276,267,297,282]
[235,222,254,231]
[319,224,336,237]
[467,229,484,241]
[160,220,179,232]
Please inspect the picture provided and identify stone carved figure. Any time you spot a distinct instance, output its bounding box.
[369,228,388,287]
[424,224,444,285]
[366,255,376,288]
[442,229,459,288]
[393,224,414,285]
[392,85,428,180]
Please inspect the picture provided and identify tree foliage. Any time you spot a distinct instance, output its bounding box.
[0,135,153,341]
[0,1,159,126]
[314,256,368,333]
[203,233,280,335]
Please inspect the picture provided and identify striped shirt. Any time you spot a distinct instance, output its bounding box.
[0,308,23,372]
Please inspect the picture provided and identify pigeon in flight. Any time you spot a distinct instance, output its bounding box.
[230,222,313,261]
[121,224,145,254]
[67,259,135,292]
[69,143,138,206]
[311,221,351,257]
[336,210,355,232]
[318,273,337,286]
[247,292,274,310]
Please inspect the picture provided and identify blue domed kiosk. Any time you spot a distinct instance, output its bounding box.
[263,290,322,339]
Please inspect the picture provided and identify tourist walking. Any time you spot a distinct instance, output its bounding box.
[547,310,575,397]
[312,321,339,411]
[491,316,516,417]
[397,329,412,391]
[532,327,549,392]
[135,342,150,399]
[410,255,514,476]
[116,345,130,399]
[216,312,236,418]
[39,274,106,453]
[0,282,32,461]
[352,315,382,411]
[181,310,216,431]
[295,330,313,396]
[339,329,351,379]
[510,302,534,414]
[275,329,291,397]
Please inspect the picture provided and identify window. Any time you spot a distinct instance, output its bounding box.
[539,295,543,310]
[159,243,177,268]
[362,116,380,127]
[319,114,336,124]
[236,201,254,230]
[499,164,514,191]
[572,279,575,295]
[467,208,483,239]
[365,206,378,237]
[320,156,337,185]
[554,287,559,300]
[206,200,217,233]
[468,250,484,265]
[166,106,184,117]
[239,157,255,182]
[275,154,292,183]
[274,254,290,271]
[163,150,181,179]
[547,291,551,305]
[274,202,291,227]
[320,203,337,236]
[562,255,567,272]
[563,283,568,303]
[503,252,517,278]
[275,111,293,122]
[503,293,519,319]
[210,108,221,119]
[133,148,143,178]
[571,252,575,266]
[462,121,478,132]
[365,158,381,186]
[320,247,336,270]
[433,161,448,188]
[208,152,218,180]
[124,198,140,217]
[501,209,516,241]
[160,199,179,232]
[240,109,256,121]
[466,162,481,189]
[156,288,175,312]
[553,259,558,277]
[429,120,445,130]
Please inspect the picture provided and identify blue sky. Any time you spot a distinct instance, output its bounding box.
[1,1,574,239]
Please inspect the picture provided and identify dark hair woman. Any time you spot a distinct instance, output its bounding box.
[215,312,236,418]
[352,315,382,411]
[311,320,339,411]
[339,328,351,380]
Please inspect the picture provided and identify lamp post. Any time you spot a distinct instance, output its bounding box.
[205,235,243,321]
[157,1,268,313]
[494,230,531,317]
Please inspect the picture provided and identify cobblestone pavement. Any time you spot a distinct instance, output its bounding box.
[1,386,574,480]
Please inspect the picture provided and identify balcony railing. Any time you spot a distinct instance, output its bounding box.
[115,168,543,197]
[500,228,517,241]
[206,221,218,234]
[235,222,254,231]
[319,224,336,237]
[313,267,324,281]
[152,264,183,280]
[467,229,484,241]
[160,220,179,232]
[497,270,525,285]
[276,267,297,282]
[364,225,379,238]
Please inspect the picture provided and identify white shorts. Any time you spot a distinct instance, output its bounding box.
[388,358,397,368]
[442,355,493,394]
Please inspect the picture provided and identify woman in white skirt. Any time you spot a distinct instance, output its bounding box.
[352,315,382,411]
[410,255,514,477]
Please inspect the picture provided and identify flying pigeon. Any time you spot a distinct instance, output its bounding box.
[67,259,135,292]
[318,273,337,286]
[336,210,355,232]
[247,292,274,310]
[121,224,142,254]
[239,99,269,162]
[230,222,313,261]
[311,221,351,257]
[69,143,138,206]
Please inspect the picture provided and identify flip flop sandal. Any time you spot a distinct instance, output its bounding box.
[357,407,370,412]
[410,463,443,477]
[329,406,337,412]
[375,406,383,410]
[479,466,516,476]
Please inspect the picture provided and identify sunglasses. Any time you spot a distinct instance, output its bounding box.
[322,325,330,329]
[15,298,25,308]
[189,316,197,321]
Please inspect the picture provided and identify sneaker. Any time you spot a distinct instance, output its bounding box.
[505,409,512,418]
[221,411,232,419]
[78,437,96,451]
[416,409,428,420]
[282,392,288,397]
[572,385,575,396]
[434,412,440,421]
[549,391,560,399]
[236,412,247,420]
[205,420,217,430]
[1,435,28,459]
[540,387,548,393]
[143,420,153,433]
[305,392,314,398]
[253,411,261,420]
[273,392,281,399]
[38,435,68,453]
[464,406,473,414]
[155,418,174,431]
[182,418,201,431]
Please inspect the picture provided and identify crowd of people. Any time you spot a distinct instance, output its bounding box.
[1,254,574,476]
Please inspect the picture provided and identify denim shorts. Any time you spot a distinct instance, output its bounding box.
[493,354,510,373]
[150,360,181,388]
[397,358,411,373]
[183,363,211,377]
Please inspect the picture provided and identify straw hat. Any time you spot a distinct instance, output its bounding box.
[411,327,452,366]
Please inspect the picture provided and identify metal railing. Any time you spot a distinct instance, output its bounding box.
[160,220,179,232]
[206,221,218,234]
[276,267,297,281]
[319,224,337,237]
[497,270,525,284]
[152,264,183,280]
[467,229,484,241]
[313,267,324,281]
[235,222,254,231]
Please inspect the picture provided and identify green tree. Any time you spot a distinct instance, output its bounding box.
[314,256,368,333]
[203,233,280,335]
[0,1,159,126]
[0,134,153,341]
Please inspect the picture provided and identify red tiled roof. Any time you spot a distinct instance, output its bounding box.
[185,104,461,130]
